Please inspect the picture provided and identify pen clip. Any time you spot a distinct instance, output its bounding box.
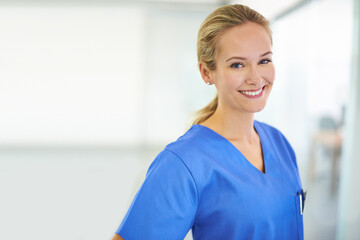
[297,190,307,215]
[299,194,303,215]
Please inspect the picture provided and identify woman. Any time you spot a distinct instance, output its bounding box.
[113,4,304,240]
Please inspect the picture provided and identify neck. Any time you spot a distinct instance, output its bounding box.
[201,103,257,143]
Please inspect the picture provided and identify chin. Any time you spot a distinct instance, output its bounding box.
[244,103,267,113]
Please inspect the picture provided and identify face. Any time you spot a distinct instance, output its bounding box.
[200,22,275,114]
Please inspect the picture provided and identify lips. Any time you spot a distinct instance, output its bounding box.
[238,86,265,97]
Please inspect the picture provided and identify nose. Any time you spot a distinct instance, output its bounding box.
[245,65,262,86]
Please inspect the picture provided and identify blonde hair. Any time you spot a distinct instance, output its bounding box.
[193,4,272,125]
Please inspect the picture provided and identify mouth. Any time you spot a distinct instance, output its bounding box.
[238,86,265,98]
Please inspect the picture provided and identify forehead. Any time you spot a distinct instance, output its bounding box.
[217,22,272,59]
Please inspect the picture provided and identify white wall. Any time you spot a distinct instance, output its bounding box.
[0,5,212,240]
[0,5,216,148]
[143,8,215,144]
[0,6,146,146]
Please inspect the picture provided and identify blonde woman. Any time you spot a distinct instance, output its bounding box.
[113,4,305,240]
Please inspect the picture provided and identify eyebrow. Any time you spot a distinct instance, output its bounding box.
[225,51,273,62]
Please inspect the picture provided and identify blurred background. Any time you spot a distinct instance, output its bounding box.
[0,0,359,239]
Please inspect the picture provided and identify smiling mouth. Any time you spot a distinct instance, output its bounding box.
[239,86,265,97]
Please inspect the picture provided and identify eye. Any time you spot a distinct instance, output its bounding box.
[259,59,272,64]
[230,62,244,69]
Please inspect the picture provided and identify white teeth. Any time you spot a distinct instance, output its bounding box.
[240,88,263,96]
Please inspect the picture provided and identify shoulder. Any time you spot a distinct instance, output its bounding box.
[146,125,209,173]
[164,125,212,159]
[157,125,223,184]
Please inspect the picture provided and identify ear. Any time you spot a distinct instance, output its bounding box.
[198,62,213,85]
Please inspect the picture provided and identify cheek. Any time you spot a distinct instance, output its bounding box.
[222,71,245,88]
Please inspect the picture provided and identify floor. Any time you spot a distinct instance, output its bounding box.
[0,148,338,240]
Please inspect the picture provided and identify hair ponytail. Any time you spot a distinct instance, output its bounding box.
[193,95,218,125]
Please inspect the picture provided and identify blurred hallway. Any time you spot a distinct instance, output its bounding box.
[0,0,359,239]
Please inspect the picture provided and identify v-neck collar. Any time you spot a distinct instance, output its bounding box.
[192,120,270,176]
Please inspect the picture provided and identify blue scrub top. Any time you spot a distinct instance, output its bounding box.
[116,120,304,240]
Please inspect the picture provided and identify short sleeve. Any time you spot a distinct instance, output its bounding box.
[116,150,198,240]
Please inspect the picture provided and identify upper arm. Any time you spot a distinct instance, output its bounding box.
[112,233,124,240]
[115,150,198,240]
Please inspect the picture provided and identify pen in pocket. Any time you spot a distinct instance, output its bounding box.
[297,190,307,215]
